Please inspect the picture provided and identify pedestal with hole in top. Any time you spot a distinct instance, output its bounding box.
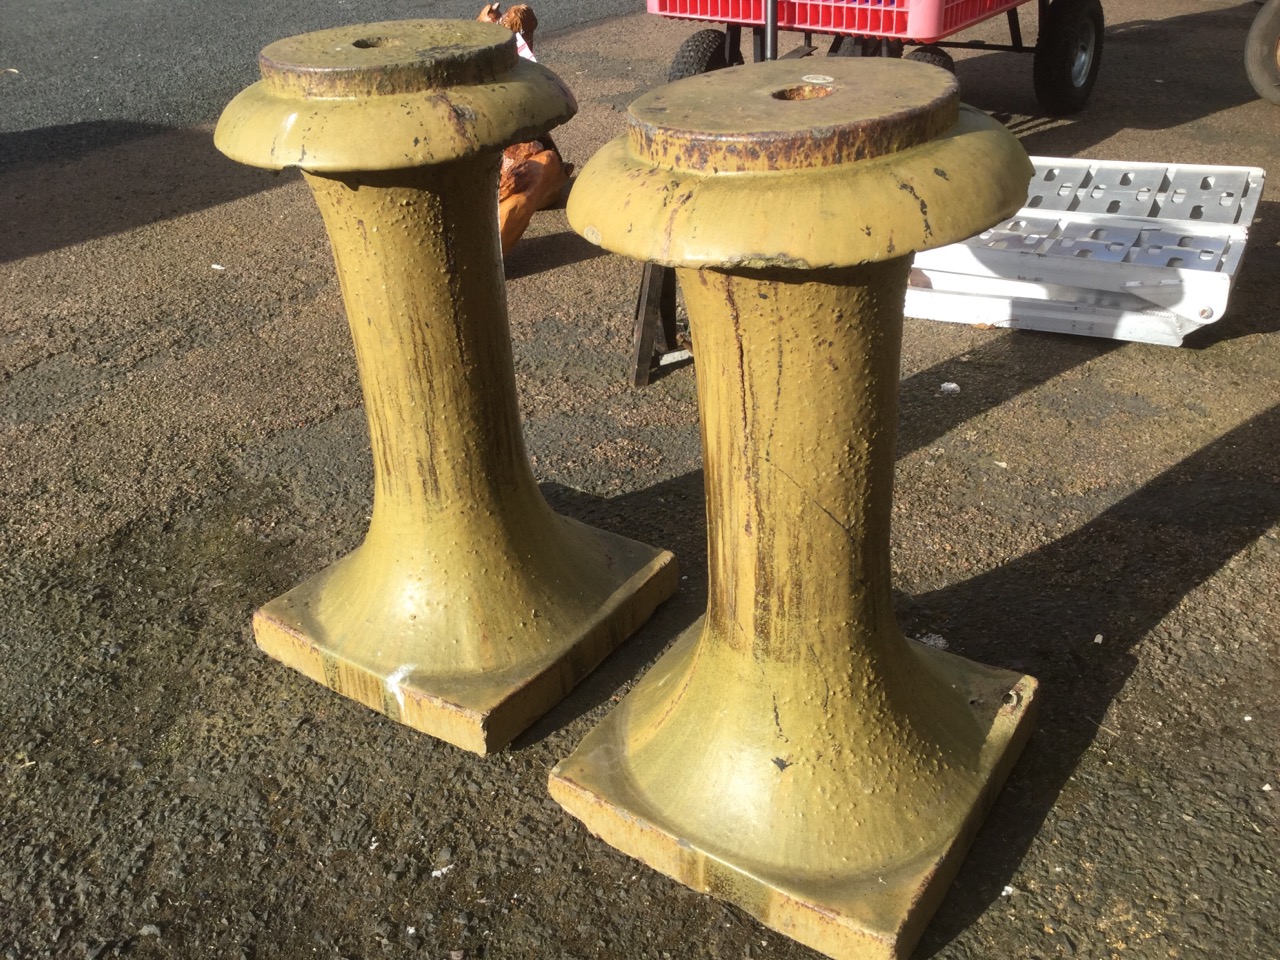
[214,20,677,755]
[549,60,1038,959]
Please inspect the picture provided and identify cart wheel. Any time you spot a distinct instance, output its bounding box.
[1033,0,1104,114]
[669,29,730,81]
[829,37,903,58]
[829,35,859,57]
[905,45,956,74]
[1246,0,1280,104]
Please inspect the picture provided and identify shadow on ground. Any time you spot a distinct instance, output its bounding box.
[505,228,606,280]
[912,401,1280,953]
[0,121,286,262]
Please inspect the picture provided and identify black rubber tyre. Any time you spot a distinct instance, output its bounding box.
[1033,0,1104,114]
[829,35,860,57]
[829,37,903,58]
[1246,0,1280,104]
[669,29,729,81]
[905,44,956,73]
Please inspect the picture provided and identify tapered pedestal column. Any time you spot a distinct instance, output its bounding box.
[550,61,1038,957]
[215,20,676,754]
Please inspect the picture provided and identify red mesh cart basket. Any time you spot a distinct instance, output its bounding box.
[651,0,1024,46]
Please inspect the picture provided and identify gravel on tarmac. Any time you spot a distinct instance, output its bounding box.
[1,2,1277,959]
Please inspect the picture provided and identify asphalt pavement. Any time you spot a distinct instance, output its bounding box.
[0,0,644,161]
[1,1,1277,959]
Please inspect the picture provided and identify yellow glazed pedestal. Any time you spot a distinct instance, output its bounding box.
[550,60,1037,958]
[215,21,677,755]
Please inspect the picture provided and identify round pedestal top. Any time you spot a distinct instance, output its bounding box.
[259,20,518,99]
[567,58,1033,269]
[215,19,575,172]
[628,59,958,174]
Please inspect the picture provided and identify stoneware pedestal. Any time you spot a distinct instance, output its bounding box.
[550,59,1037,958]
[215,20,677,754]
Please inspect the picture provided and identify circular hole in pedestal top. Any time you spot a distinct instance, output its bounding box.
[772,84,835,101]
[351,36,403,49]
[627,59,959,174]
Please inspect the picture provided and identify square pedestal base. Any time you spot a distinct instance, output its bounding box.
[549,631,1038,960]
[254,541,678,755]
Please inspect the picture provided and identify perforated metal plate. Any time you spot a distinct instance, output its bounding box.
[907,157,1267,345]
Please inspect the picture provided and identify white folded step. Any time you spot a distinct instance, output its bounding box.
[905,157,1266,346]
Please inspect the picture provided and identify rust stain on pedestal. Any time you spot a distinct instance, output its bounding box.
[215,20,677,755]
[551,59,1037,958]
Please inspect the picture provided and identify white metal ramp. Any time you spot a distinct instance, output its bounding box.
[905,157,1267,346]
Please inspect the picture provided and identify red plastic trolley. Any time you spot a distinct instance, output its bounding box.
[656,0,1019,44]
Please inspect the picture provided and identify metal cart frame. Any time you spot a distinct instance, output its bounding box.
[714,0,1045,67]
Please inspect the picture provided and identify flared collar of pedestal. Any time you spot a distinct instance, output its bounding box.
[567,59,1033,270]
[215,20,576,172]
